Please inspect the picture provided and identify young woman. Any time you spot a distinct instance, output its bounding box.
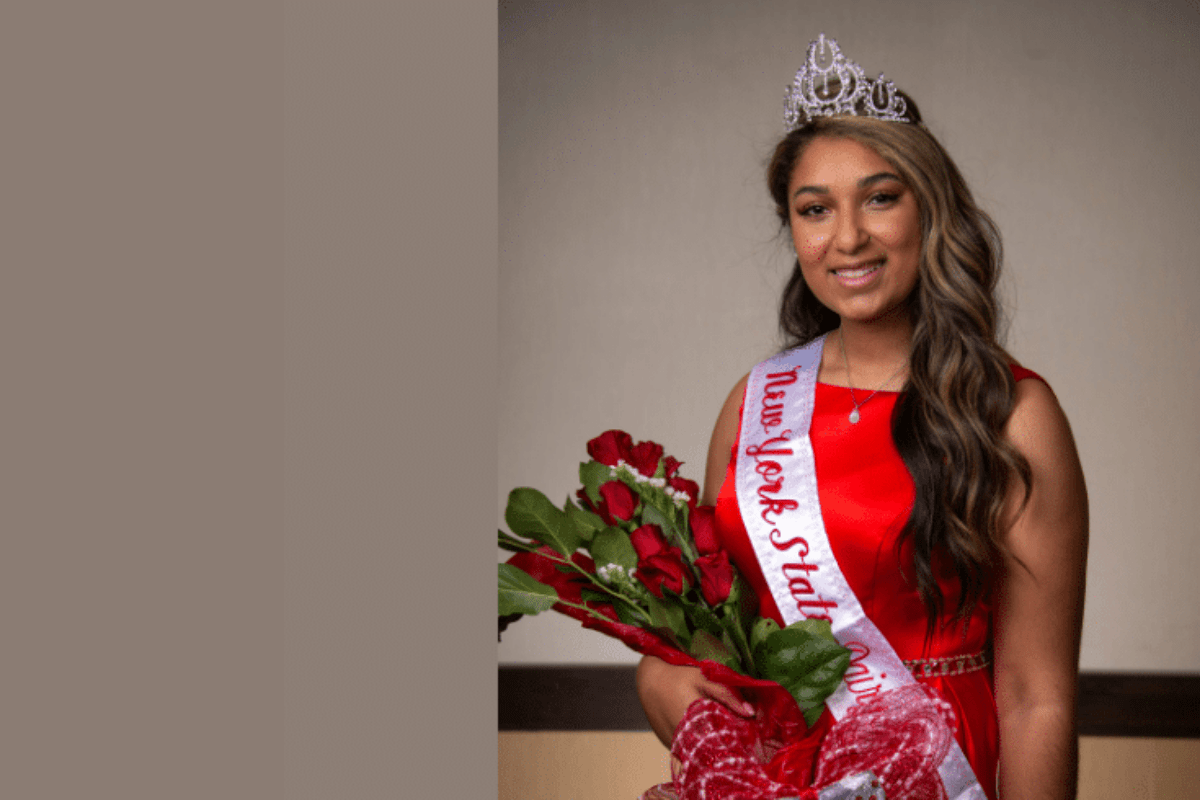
[636,37,1088,800]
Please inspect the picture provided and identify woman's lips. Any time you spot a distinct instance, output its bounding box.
[832,260,883,288]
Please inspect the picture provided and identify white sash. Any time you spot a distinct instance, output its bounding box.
[735,335,986,800]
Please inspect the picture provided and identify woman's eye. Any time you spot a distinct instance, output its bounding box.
[797,204,827,217]
[868,192,900,207]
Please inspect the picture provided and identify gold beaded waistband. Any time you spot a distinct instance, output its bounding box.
[903,650,991,679]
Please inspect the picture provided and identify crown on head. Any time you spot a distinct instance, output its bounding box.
[783,34,910,131]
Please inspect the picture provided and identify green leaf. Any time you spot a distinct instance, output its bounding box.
[684,601,724,637]
[689,629,738,670]
[498,563,559,616]
[505,487,580,556]
[750,617,780,652]
[653,457,667,481]
[644,592,690,650]
[721,628,740,656]
[639,500,672,529]
[639,501,687,553]
[580,588,609,604]
[579,460,613,504]
[497,529,535,554]
[719,601,754,672]
[589,526,638,571]
[564,499,604,544]
[729,573,759,630]
[753,618,851,727]
[613,597,650,627]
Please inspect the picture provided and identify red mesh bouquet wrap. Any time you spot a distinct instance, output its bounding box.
[499,431,855,799]
[507,547,831,795]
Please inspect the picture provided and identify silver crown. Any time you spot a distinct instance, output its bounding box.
[783,34,909,131]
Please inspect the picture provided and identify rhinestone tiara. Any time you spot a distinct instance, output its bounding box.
[783,34,910,131]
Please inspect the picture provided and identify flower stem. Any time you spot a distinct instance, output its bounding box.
[498,534,639,606]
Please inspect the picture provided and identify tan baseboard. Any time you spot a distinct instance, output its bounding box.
[499,731,668,800]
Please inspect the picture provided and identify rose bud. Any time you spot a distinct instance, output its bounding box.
[662,455,682,479]
[598,480,638,523]
[695,550,735,606]
[587,430,634,467]
[635,547,691,598]
[627,440,665,477]
[629,523,668,559]
[668,476,700,508]
[689,505,720,555]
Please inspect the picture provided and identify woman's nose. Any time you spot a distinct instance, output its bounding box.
[833,210,869,253]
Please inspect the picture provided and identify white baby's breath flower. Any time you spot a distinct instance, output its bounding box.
[596,563,640,595]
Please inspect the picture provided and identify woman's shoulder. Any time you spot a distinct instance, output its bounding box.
[702,372,752,505]
[1004,363,1075,469]
[1009,362,1049,387]
[712,373,751,447]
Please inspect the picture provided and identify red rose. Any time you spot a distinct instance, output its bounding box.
[695,550,735,606]
[663,455,682,479]
[598,480,638,523]
[637,551,691,598]
[630,523,690,599]
[669,476,700,508]
[627,440,664,477]
[689,505,719,555]
[587,430,634,467]
[630,523,668,559]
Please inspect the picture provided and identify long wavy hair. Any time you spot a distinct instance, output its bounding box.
[767,106,1032,632]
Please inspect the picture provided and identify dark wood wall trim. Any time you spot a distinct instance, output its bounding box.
[499,666,1200,738]
[1076,672,1200,738]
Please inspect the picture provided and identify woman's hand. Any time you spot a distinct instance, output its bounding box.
[635,654,755,748]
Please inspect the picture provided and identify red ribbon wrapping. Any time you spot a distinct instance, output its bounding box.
[507,548,828,796]
[509,546,961,800]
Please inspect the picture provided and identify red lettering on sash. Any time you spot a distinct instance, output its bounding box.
[843,641,887,702]
[760,370,797,431]
[762,403,783,430]
[769,530,809,553]
[745,435,793,459]
[752,363,837,627]
[759,494,798,524]
[755,460,782,482]
[764,370,798,392]
[782,564,814,597]
[793,599,835,623]
[746,432,798,525]
[779,556,837,620]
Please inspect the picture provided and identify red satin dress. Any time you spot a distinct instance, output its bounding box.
[715,366,1044,800]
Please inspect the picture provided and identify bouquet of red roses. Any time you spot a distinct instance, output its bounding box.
[499,430,864,798]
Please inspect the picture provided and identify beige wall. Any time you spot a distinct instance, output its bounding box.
[499,733,1200,800]
[499,1,1200,670]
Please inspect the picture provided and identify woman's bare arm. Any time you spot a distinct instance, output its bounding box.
[993,378,1089,799]
[636,374,751,747]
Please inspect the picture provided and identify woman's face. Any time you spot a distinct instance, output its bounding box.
[787,135,922,325]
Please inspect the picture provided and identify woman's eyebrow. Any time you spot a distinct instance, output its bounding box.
[859,171,903,188]
[791,184,828,199]
[791,172,904,200]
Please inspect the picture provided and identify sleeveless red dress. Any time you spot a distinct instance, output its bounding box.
[714,365,1044,800]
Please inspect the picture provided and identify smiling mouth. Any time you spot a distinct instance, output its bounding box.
[832,260,884,279]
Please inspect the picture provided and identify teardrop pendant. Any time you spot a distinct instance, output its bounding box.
[848,408,860,424]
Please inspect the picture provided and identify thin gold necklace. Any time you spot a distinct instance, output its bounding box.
[836,329,908,424]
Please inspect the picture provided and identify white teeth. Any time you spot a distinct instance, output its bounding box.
[835,263,882,278]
